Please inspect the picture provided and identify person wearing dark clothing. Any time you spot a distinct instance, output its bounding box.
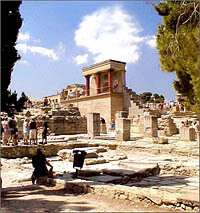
[8,118,17,145]
[100,117,106,124]
[31,148,53,184]
[29,119,37,145]
[43,97,48,107]
[42,121,48,144]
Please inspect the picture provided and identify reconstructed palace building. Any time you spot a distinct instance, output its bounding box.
[60,60,139,126]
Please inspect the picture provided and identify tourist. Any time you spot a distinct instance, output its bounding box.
[181,121,185,127]
[14,125,19,145]
[29,118,37,145]
[35,118,40,144]
[52,100,55,109]
[110,119,115,131]
[185,120,190,127]
[42,120,48,144]
[31,148,53,184]
[100,117,106,124]
[192,121,199,137]
[23,118,30,145]
[8,117,17,146]
[2,117,10,146]
[192,121,197,129]
[1,118,4,143]
[179,103,184,112]
[43,97,48,107]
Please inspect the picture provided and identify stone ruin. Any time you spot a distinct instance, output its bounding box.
[10,104,87,139]
[158,115,179,136]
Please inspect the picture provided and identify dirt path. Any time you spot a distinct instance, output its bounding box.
[1,161,180,212]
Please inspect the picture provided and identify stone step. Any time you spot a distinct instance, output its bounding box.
[37,175,199,211]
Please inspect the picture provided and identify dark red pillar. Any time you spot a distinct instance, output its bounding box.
[108,69,113,92]
[96,73,101,94]
[85,75,90,96]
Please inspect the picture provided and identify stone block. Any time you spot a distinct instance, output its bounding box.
[87,113,100,138]
[115,118,130,141]
[144,115,158,137]
[57,149,72,160]
[115,111,128,119]
[180,127,196,141]
[153,137,168,144]
[77,169,101,177]
[100,123,107,134]
[85,175,122,184]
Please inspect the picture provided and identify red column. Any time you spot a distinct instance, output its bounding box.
[85,75,90,96]
[108,69,113,92]
[96,73,101,94]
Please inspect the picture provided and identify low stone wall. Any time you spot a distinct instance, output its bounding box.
[48,116,87,135]
[1,144,65,158]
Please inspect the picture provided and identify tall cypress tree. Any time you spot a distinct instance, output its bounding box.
[1,1,23,113]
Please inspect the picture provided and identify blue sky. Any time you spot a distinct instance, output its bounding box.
[10,1,177,102]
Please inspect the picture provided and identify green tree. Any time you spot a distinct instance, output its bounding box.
[149,93,165,103]
[1,1,23,113]
[154,0,199,107]
[139,92,152,103]
[16,92,29,112]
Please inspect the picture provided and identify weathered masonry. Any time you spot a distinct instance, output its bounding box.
[61,60,136,127]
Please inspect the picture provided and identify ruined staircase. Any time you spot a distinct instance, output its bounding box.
[123,87,141,111]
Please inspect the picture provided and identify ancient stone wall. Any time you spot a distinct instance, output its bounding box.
[158,115,179,136]
[16,107,87,138]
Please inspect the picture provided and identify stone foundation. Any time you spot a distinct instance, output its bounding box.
[100,124,107,134]
[115,118,130,141]
[180,127,196,141]
[87,113,100,138]
[144,113,158,137]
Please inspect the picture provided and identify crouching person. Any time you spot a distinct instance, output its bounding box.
[31,148,53,185]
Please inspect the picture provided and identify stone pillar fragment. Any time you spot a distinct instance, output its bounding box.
[87,113,100,138]
[144,113,158,137]
[115,111,128,120]
[115,118,130,141]
[180,127,196,141]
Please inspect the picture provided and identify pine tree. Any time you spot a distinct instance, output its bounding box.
[154,0,199,108]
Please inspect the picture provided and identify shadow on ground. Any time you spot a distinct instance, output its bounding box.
[1,184,95,213]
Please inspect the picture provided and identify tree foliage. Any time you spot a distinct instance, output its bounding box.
[139,92,165,103]
[1,1,23,113]
[154,0,199,106]
[4,91,29,116]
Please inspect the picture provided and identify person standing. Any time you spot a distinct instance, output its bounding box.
[1,118,4,143]
[2,118,10,146]
[42,120,48,144]
[8,117,17,146]
[23,118,30,145]
[29,118,37,145]
[110,119,115,131]
[100,117,106,124]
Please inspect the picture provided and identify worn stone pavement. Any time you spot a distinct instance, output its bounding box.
[1,132,199,211]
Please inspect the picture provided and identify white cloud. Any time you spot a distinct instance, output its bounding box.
[18,32,30,41]
[58,42,66,53]
[19,60,29,65]
[145,36,156,49]
[16,43,59,61]
[75,6,146,64]
[74,54,88,65]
